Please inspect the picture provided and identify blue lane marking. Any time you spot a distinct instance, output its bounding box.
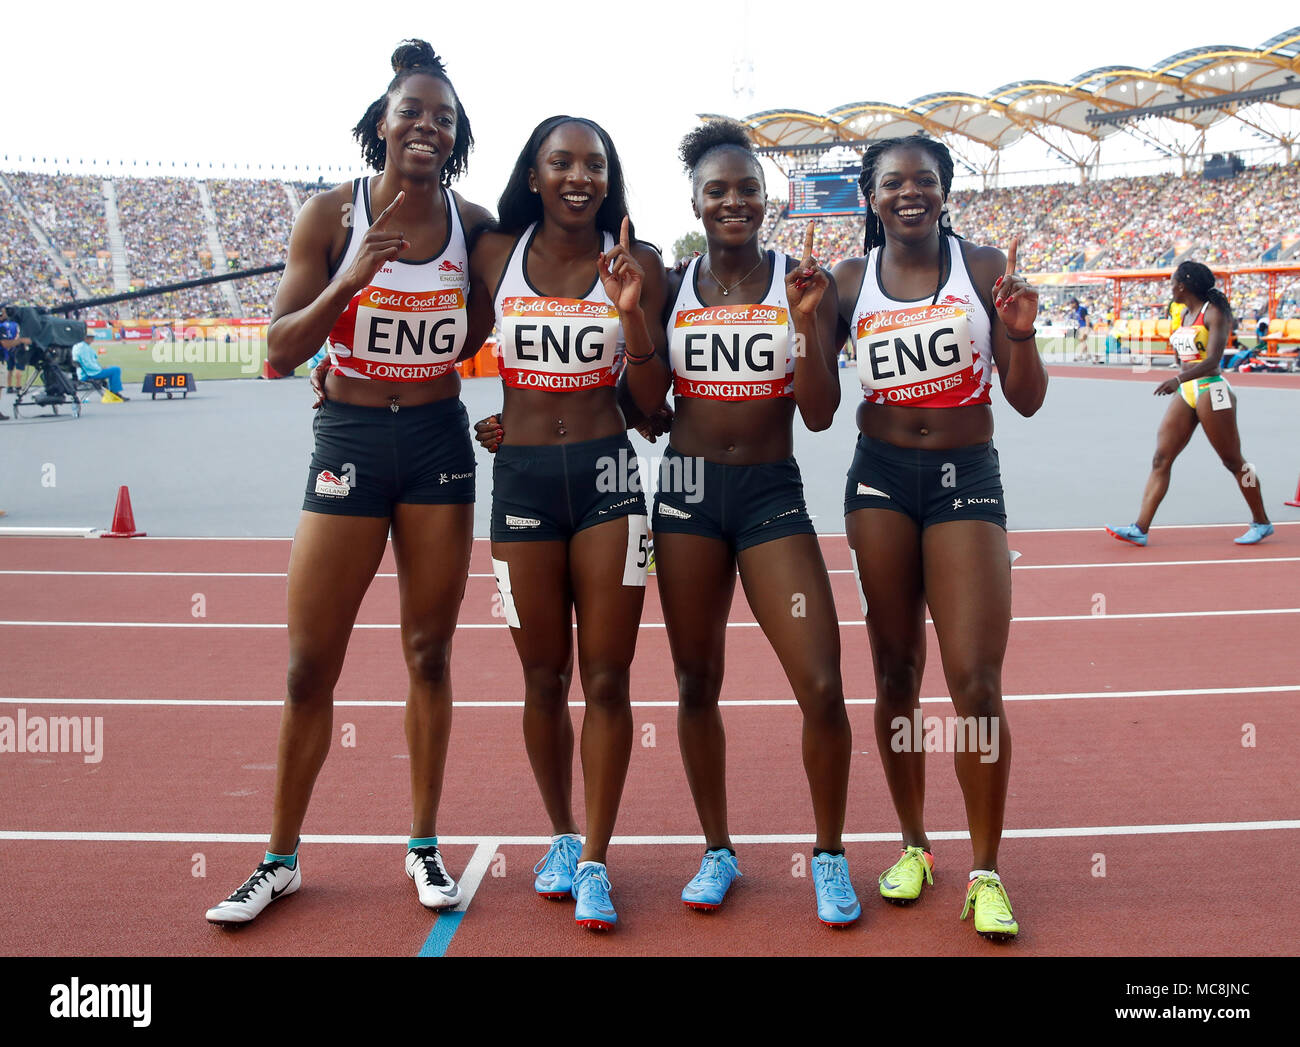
[419,910,464,957]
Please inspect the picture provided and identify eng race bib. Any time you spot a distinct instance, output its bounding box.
[328,285,466,383]
[670,303,793,401]
[498,296,621,392]
[855,304,989,407]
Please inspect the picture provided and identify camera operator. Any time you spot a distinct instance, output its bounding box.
[72,336,129,400]
[1,305,32,420]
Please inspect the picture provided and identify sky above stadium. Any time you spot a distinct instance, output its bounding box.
[5,1,1294,253]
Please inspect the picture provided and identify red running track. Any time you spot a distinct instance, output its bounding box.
[0,527,1297,955]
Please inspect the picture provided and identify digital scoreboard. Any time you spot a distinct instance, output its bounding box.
[141,372,195,399]
[788,163,864,218]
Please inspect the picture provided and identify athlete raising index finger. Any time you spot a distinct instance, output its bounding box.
[833,134,1047,942]
[205,39,494,928]
[466,115,666,932]
[622,119,854,927]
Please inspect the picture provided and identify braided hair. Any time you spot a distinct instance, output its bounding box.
[352,39,473,183]
[678,118,763,188]
[1173,260,1232,322]
[856,134,957,252]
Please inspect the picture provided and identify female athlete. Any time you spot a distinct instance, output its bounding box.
[1106,261,1272,546]
[621,120,857,926]
[834,134,1047,941]
[466,115,664,931]
[206,40,494,925]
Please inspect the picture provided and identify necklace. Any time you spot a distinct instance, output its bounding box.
[707,252,766,296]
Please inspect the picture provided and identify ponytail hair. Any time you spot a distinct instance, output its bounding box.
[1174,260,1232,322]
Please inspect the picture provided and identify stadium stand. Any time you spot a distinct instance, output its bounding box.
[0,165,1296,329]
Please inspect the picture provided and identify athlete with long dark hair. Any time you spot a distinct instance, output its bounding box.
[207,39,493,925]
[620,119,857,926]
[1107,260,1272,546]
[834,134,1047,941]
[466,115,665,931]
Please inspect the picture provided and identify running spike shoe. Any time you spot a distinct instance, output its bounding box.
[1234,522,1274,545]
[811,852,861,927]
[533,834,582,899]
[682,849,742,911]
[878,845,935,904]
[961,874,1020,941]
[205,856,301,925]
[572,862,618,931]
[406,845,462,910]
[1106,524,1148,547]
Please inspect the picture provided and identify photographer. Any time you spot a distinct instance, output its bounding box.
[71,337,128,400]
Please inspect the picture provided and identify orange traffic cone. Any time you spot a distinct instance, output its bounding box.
[103,485,146,537]
[1286,471,1300,509]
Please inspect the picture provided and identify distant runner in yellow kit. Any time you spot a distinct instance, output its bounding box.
[1107,260,1272,547]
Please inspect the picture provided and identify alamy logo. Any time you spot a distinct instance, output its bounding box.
[595,449,704,504]
[890,710,999,764]
[49,979,151,1026]
[0,709,103,764]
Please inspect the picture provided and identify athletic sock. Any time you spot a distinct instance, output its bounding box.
[813,848,845,858]
[969,868,1000,883]
[408,836,438,850]
[576,860,605,872]
[265,848,298,869]
[706,846,736,857]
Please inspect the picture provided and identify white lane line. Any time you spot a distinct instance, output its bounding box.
[3,820,1297,845]
[4,607,1298,629]
[451,839,497,913]
[6,523,1293,543]
[9,556,1296,579]
[3,685,1295,708]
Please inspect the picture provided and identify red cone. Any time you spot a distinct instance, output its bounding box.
[103,485,146,537]
[1286,472,1300,509]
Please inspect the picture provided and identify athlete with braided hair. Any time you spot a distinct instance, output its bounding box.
[833,134,1047,941]
[1107,260,1272,546]
[206,39,494,926]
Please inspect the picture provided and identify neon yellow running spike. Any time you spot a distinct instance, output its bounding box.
[878,846,934,904]
[961,874,1019,941]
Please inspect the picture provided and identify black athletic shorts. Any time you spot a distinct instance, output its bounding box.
[844,434,1007,530]
[490,432,647,542]
[302,396,475,516]
[652,445,815,552]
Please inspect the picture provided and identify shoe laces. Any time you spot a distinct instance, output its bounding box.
[695,850,739,885]
[813,854,854,901]
[575,863,611,897]
[962,875,1013,920]
[533,835,580,876]
[890,846,934,886]
[226,861,282,903]
[411,846,451,887]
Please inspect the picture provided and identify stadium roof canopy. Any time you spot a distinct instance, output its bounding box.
[713,25,1300,182]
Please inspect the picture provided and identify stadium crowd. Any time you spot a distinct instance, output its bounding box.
[0,161,1297,327]
[208,179,297,318]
